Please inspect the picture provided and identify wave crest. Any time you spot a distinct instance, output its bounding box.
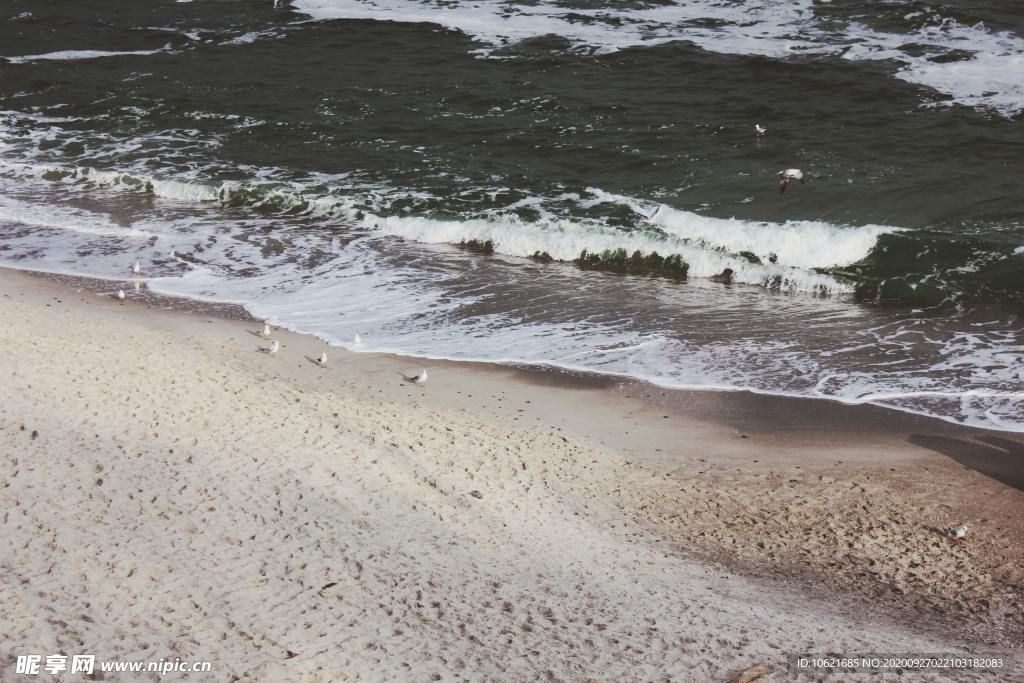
[0,159,896,294]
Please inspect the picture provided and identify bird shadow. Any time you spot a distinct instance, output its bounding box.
[908,434,1024,492]
[395,371,422,384]
[247,329,269,338]
[305,356,326,368]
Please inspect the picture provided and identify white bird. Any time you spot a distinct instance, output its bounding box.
[954,523,968,544]
[318,352,328,366]
[131,261,141,275]
[755,124,766,136]
[412,368,428,384]
[267,340,280,355]
[262,323,271,338]
[116,289,126,300]
[642,206,661,224]
[778,168,804,193]
[354,333,362,345]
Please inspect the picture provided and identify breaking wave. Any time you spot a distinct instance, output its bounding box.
[0,159,896,294]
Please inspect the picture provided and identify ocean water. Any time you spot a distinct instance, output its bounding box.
[1,0,1022,429]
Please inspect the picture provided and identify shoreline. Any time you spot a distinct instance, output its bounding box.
[15,263,1024,441]
[1,265,1022,680]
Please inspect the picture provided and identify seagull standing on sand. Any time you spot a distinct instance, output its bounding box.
[318,352,328,366]
[778,168,804,193]
[755,124,766,136]
[267,340,280,355]
[116,289,126,300]
[412,368,428,384]
[262,322,272,338]
[954,523,968,544]
[131,261,141,275]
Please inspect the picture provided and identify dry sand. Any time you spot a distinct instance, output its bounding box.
[1,268,1022,681]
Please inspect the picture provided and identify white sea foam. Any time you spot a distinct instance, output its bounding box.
[292,0,1024,115]
[364,186,898,293]
[0,160,218,201]
[149,177,224,202]
[839,17,1024,116]
[224,30,282,46]
[590,190,898,269]
[293,0,821,57]
[0,195,153,239]
[0,155,881,293]
[5,49,163,64]
[365,209,856,294]
[54,167,226,202]
[0,157,372,217]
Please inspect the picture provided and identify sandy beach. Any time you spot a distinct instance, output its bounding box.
[1,267,1022,681]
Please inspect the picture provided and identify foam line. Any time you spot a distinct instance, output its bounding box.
[292,0,1024,115]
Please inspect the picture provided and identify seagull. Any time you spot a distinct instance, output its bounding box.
[778,168,804,193]
[318,352,328,366]
[116,289,126,300]
[954,523,968,544]
[262,322,271,338]
[642,206,662,224]
[410,369,428,384]
[133,280,141,293]
[755,124,766,136]
[354,333,362,345]
[267,340,280,355]
[131,261,141,275]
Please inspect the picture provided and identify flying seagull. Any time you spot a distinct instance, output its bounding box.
[954,523,968,544]
[778,168,804,193]
[262,323,272,338]
[318,352,328,366]
[116,289,126,300]
[267,340,280,355]
[642,205,662,224]
[131,261,141,275]
[755,124,766,136]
